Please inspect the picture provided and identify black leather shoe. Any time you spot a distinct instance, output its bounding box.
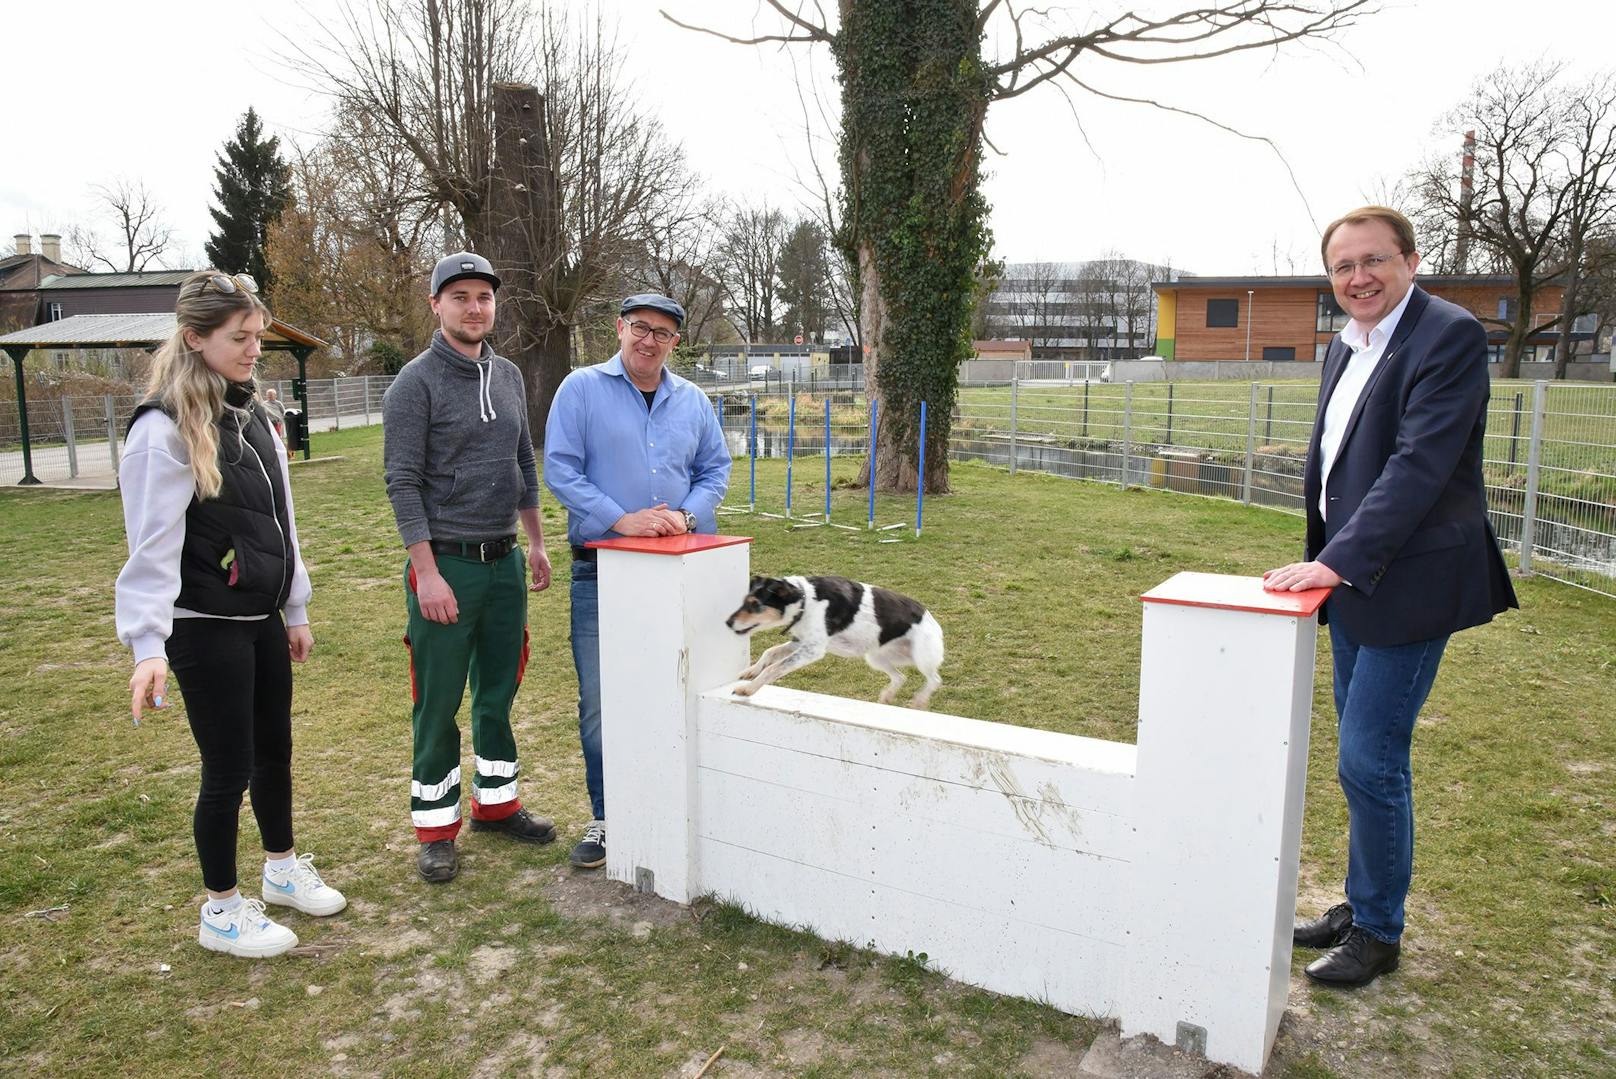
[1294,901,1354,948]
[469,808,557,844]
[418,839,458,883]
[1304,926,1400,987]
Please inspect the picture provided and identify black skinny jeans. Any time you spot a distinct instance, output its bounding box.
[167,615,295,893]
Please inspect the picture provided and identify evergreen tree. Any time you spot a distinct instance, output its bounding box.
[205,108,291,293]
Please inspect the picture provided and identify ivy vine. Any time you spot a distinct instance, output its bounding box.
[834,0,993,488]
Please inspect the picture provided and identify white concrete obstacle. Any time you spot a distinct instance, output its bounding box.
[594,534,1328,1075]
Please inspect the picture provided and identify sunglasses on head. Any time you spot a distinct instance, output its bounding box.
[200,273,259,297]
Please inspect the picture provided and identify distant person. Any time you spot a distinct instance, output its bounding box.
[544,293,730,869]
[116,270,346,959]
[382,252,557,884]
[262,386,286,436]
[1264,206,1517,988]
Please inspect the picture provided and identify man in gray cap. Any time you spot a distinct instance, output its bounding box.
[382,251,558,884]
[543,293,731,869]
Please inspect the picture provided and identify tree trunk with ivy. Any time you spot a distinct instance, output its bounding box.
[836,0,990,494]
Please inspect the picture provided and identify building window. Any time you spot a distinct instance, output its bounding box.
[1206,299,1239,327]
[1497,297,1517,321]
[47,302,64,321]
[1262,346,1296,362]
[1316,291,1347,333]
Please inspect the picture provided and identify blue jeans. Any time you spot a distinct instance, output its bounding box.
[1328,617,1449,944]
[569,561,604,821]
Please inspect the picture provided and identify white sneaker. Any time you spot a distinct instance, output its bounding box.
[262,853,348,916]
[198,898,298,958]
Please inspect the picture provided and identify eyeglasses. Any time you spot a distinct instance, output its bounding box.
[624,319,677,344]
[201,273,259,296]
[1327,254,1402,280]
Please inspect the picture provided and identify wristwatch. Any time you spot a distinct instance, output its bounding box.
[680,509,698,533]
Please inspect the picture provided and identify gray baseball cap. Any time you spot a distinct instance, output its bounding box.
[431,251,501,296]
[620,293,686,328]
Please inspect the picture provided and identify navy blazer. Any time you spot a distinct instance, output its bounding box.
[1304,286,1518,647]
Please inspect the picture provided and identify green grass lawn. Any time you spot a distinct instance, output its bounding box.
[1,426,1611,1076]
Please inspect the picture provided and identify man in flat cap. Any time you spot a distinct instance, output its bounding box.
[382,251,558,884]
[543,293,731,869]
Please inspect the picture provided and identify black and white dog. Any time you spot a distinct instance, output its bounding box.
[724,575,944,709]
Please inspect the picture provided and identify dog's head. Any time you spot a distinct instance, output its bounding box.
[725,576,804,635]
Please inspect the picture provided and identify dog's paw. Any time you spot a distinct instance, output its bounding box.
[738,665,762,680]
[733,683,757,697]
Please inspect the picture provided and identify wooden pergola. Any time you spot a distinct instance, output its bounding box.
[0,313,328,484]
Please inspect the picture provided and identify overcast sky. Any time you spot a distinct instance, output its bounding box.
[3,0,1614,278]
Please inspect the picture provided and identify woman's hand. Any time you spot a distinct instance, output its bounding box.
[287,624,314,663]
[130,658,169,723]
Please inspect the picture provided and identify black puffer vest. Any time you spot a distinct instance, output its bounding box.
[128,383,295,616]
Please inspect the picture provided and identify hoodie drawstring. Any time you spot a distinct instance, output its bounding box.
[475,359,497,423]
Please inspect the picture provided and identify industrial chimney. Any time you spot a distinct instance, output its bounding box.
[1455,130,1476,274]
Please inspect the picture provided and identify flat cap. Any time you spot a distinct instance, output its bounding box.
[620,293,685,328]
[431,251,501,296]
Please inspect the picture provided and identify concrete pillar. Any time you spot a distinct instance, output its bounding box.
[1120,571,1328,1073]
[594,533,752,902]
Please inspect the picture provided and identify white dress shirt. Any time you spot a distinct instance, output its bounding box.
[1317,286,1416,521]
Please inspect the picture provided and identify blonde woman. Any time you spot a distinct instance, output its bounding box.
[115,271,345,958]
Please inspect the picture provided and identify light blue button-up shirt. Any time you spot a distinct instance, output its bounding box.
[543,354,732,546]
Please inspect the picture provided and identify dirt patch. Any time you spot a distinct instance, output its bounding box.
[537,868,698,930]
[467,942,519,980]
[371,926,433,959]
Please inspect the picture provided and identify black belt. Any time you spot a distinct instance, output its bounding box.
[570,545,597,563]
[431,535,516,563]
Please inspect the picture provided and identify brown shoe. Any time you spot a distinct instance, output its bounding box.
[469,808,557,844]
[418,839,458,883]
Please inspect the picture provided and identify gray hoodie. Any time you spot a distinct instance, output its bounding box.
[382,330,541,547]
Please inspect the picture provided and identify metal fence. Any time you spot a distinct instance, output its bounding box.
[6,373,1613,599]
[720,379,1616,600]
[0,376,399,485]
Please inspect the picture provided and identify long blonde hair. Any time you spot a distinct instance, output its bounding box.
[144,271,272,499]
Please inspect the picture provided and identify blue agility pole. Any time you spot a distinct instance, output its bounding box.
[785,393,796,518]
[867,397,878,529]
[824,400,832,522]
[749,395,757,511]
[917,400,927,538]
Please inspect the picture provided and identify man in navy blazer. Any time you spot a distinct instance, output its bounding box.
[1264,206,1517,988]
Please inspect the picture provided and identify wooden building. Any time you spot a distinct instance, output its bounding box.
[1153,275,1585,365]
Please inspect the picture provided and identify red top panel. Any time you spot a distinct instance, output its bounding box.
[587,533,754,557]
[1140,571,1330,618]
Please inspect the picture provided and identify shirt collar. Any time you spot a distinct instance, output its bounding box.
[1342,285,1416,354]
[603,352,668,391]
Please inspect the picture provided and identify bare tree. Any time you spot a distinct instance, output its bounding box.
[265,106,444,374]
[71,179,174,272]
[670,0,1373,492]
[1408,62,1616,377]
[624,176,730,345]
[716,202,789,342]
[287,0,684,437]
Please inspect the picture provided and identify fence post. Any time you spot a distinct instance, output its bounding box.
[1264,385,1274,445]
[1009,375,1019,475]
[363,375,372,426]
[1165,383,1175,447]
[1508,391,1523,467]
[1518,380,1548,576]
[332,379,341,431]
[1082,379,1090,439]
[1243,383,1258,506]
[105,396,119,474]
[62,396,79,478]
[1121,381,1135,487]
